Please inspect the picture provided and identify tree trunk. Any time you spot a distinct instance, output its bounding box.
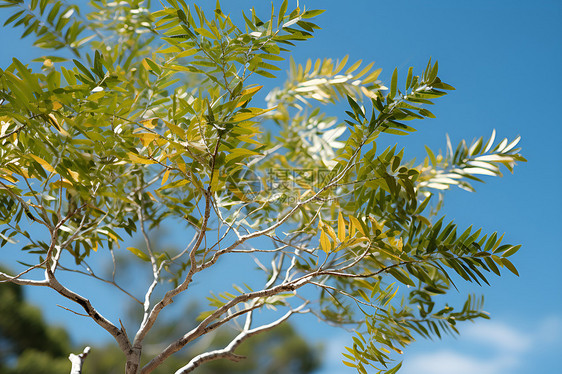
[125,346,143,374]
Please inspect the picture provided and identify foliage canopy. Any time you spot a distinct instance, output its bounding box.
[0,0,525,373]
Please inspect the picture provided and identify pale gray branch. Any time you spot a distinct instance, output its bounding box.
[0,270,48,286]
[174,303,308,374]
[141,275,313,373]
[69,346,90,374]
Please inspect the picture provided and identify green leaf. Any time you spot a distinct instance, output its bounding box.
[501,258,519,276]
[73,59,94,81]
[386,362,403,374]
[419,108,436,118]
[405,66,413,89]
[4,10,25,27]
[424,145,437,166]
[390,67,398,98]
[347,95,365,120]
[428,61,439,83]
[194,27,216,39]
[127,247,150,262]
[502,245,521,257]
[278,0,288,27]
[225,148,259,164]
[142,58,162,74]
[302,9,325,18]
[12,58,41,93]
[253,69,276,78]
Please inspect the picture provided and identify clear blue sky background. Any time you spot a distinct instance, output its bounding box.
[1,1,561,373]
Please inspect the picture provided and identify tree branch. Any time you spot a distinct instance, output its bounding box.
[69,346,91,374]
[0,270,48,286]
[141,276,312,373]
[174,303,308,374]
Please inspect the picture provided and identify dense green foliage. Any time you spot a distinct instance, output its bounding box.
[0,0,525,373]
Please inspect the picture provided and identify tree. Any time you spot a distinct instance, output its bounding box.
[0,268,72,374]
[0,0,525,373]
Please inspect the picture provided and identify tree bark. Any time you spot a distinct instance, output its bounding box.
[125,346,143,374]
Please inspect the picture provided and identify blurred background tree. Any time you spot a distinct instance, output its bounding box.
[0,268,70,374]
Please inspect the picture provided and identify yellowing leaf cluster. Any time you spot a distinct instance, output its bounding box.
[28,154,79,183]
[319,212,369,253]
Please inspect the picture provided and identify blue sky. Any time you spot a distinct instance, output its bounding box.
[1,1,561,373]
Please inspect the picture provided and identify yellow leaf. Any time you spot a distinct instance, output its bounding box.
[108,233,120,248]
[348,215,366,237]
[47,114,70,136]
[139,118,158,129]
[345,59,362,74]
[342,361,357,368]
[491,233,505,252]
[29,154,56,174]
[157,45,182,54]
[161,169,170,185]
[135,132,160,147]
[141,58,152,71]
[210,169,220,191]
[238,135,263,146]
[67,169,79,182]
[177,159,187,174]
[127,152,157,165]
[236,85,263,107]
[164,120,185,137]
[0,170,17,183]
[338,211,346,242]
[357,288,370,303]
[18,168,31,179]
[363,67,383,84]
[230,107,276,122]
[194,27,217,39]
[360,86,378,99]
[225,148,260,164]
[392,347,404,354]
[2,175,17,183]
[325,225,337,242]
[235,100,248,108]
[176,49,197,58]
[368,216,384,231]
[320,229,331,253]
[156,179,189,192]
[240,85,263,96]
